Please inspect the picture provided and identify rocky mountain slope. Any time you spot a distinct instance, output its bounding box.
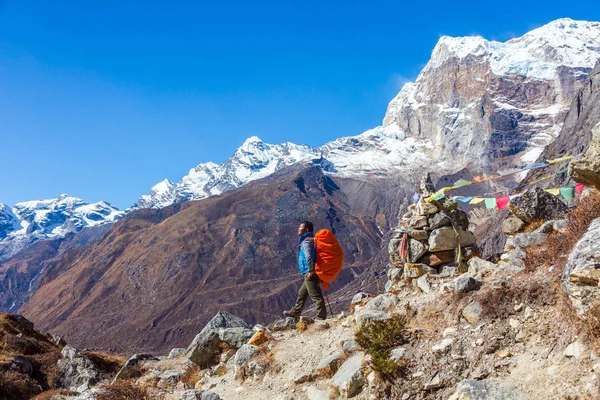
[136,18,600,211]
[20,166,391,354]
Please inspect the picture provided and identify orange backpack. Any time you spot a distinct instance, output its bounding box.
[314,229,344,291]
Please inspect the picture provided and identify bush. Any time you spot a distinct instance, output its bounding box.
[354,315,407,379]
[94,380,151,400]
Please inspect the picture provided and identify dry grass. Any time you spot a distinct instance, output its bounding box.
[0,370,43,400]
[31,389,79,400]
[522,219,545,233]
[94,380,151,400]
[82,351,126,377]
[180,363,201,387]
[523,190,600,270]
[355,314,408,380]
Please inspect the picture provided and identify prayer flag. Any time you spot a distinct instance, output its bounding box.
[560,187,575,200]
[576,183,585,194]
[554,168,568,175]
[457,196,473,203]
[522,162,549,170]
[545,188,560,196]
[546,155,574,164]
[484,198,497,209]
[469,197,485,205]
[496,196,510,209]
[453,179,472,188]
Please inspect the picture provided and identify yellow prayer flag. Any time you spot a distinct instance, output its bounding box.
[544,188,560,195]
[546,155,574,164]
[469,197,485,205]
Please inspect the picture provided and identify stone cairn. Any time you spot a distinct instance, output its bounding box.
[386,174,477,291]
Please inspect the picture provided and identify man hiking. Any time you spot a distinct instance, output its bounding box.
[283,220,327,320]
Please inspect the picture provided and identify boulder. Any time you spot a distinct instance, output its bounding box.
[421,250,455,267]
[56,346,101,390]
[168,348,186,359]
[272,317,298,331]
[388,238,403,266]
[562,217,600,316]
[186,312,253,367]
[502,217,525,235]
[416,201,438,216]
[389,347,406,361]
[448,379,523,400]
[158,370,183,388]
[409,215,429,229]
[407,238,427,263]
[355,311,391,328]
[449,209,470,230]
[462,301,483,323]
[178,390,222,400]
[467,257,497,280]
[429,212,451,230]
[508,187,567,223]
[233,344,258,373]
[248,331,269,346]
[404,263,437,279]
[512,232,547,248]
[315,352,344,376]
[429,227,476,252]
[113,353,158,382]
[569,122,600,190]
[417,275,431,293]
[407,229,429,241]
[341,339,359,354]
[454,275,482,293]
[387,268,402,284]
[351,292,370,306]
[329,352,365,398]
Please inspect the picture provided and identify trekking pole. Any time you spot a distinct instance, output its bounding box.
[324,291,334,317]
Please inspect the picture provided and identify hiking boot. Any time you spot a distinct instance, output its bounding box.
[283,310,300,318]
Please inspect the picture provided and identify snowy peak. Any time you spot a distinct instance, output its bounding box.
[427,18,600,79]
[0,204,20,241]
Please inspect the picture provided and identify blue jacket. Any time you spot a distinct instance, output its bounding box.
[298,232,316,275]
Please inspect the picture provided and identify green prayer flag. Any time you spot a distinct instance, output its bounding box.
[433,193,445,200]
[453,179,472,188]
[560,186,575,200]
[484,198,497,209]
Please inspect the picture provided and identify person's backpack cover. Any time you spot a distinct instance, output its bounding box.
[314,229,344,290]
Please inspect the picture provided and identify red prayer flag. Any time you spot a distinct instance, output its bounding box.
[496,196,510,210]
[576,183,585,194]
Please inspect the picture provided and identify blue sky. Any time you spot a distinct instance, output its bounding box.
[0,1,596,209]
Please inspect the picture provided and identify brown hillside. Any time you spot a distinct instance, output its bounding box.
[21,167,385,354]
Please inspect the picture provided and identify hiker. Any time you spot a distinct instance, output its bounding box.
[283,220,327,320]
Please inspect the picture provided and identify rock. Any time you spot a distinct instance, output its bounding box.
[502,217,525,235]
[523,307,534,320]
[404,263,436,279]
[248,331,269,346]
[454,274,482,293]
[449,208,470,230]
[421,250,455,267]
[424,373,443,390]
[355,311,391,328]
[388,238,403,266]
[448,379,523,400]
[497,350,512,358]
[508,187,567,223]
[512,232,547,248]
[200,391,222,400]
[407,238,427,263]
[351,292,370,305]
[420,173,436,197]
[364,294,399,312]
[113,353,158,382]
[407,229,429,241]
[429,212,451,229]
[168,348,186,359]
[409,215,429,229]
[179,390,221,400]
[467,257,497,280]
[272,317,298,331]
[159,370,184,388]
[9,356,33,375]
[389,347,406,361]
[429,227,476,252]
[220,349,236,363]
[214,363,227,376]
[307,386,335,400]
[462,301,483,323]
[56,346,101,390]
[417,275,431,293]
[535,220,556,234]
[233,344,258,373]
[341,339,358,354]
[562,218,600,316]
[187,312,252,367]
[432,338,454,354]
[553,219,568,233]
[443,327,458,337]
[329,352,365,398]
[316,352,344,376]
[315,321,330,330]
[564,341,586,359]
[416,201,439,216]
[569,122,600,190]
[439,265,458,277]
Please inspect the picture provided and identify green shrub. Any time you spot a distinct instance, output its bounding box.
[354,314,408,379]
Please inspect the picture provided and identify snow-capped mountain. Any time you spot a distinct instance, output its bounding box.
[136,18,600,210]
[0,194,123,261]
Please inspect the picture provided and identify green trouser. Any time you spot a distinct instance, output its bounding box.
[290,274,327,319]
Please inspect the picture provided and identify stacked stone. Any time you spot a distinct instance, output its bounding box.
[387,175,477,290]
